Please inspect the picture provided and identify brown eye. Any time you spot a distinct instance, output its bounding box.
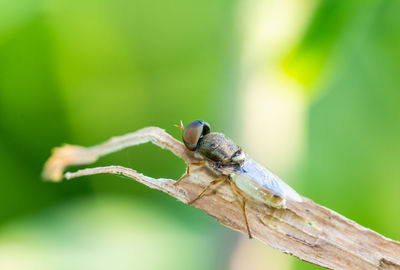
[182,120,211,151]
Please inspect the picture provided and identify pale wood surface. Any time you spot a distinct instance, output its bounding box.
[43,127,400,269]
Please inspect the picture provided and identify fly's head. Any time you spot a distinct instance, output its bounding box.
[181,120,211,151]
[180,120,245,167]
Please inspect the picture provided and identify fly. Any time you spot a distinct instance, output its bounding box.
[174,120,302,238]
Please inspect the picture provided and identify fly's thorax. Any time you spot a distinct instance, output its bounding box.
[196,132,244,166]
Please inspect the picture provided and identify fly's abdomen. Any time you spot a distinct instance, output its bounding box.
[231,174,286,208]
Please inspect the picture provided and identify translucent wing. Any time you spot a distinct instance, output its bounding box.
[222,155,302,202]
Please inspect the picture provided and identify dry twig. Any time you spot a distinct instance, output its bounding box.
[43,127,400,269]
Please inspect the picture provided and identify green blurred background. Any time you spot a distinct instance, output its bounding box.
[0,0,399,269]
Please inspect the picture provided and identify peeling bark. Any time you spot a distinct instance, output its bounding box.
[43,127,400,269]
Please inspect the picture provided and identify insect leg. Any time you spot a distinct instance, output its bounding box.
[188,175,228,205]
[230,180,252,239]
[174,161,205,186]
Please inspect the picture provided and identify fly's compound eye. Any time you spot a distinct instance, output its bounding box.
[182,120,211,151]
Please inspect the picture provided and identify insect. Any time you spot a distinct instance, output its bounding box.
[174,120,302,238]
